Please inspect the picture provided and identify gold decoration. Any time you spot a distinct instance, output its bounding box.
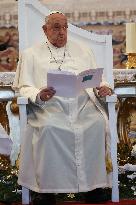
[0,101,10,135]
[126,53,136,69]
[15,153,20,169]
[0,85,15,135]
[10,97,19,115]
[106,155,113,173]
[117,97,136,146]
[67,193,75,199]
[0,154,10,171]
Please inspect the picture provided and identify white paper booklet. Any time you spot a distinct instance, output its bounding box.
[47,68,103,98]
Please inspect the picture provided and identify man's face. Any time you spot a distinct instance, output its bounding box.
[43,13,68,48]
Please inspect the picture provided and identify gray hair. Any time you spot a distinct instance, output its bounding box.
[45,11,65,24]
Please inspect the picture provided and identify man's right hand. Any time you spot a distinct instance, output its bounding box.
[39,87,56,101]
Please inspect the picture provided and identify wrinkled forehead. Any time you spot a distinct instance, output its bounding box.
[47,13,67,25]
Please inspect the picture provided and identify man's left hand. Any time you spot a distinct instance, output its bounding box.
[96,86,112,97]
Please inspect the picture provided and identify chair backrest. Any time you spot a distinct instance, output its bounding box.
[18,0,114,88]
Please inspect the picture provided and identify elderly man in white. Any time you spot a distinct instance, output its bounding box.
[14,11,113,205]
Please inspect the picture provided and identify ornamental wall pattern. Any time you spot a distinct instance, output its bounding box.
[0,0,136,71]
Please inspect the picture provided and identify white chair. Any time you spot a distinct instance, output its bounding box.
[17,0,119,204]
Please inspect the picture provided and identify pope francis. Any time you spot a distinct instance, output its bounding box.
[14,11,113,205]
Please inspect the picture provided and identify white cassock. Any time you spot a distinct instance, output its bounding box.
[13,39,112,193]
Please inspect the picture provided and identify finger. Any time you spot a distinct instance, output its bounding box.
[39,90,53,101]
[49,89,56,95]
[48,87,56,91]
[99,90,111,97]
[99,87,107,92]
[41,87,55,92]
[108,90,112,96]
[46,87,56,93]
[41,88,56,96]
[46,94,51,100]
[45,90,56,99]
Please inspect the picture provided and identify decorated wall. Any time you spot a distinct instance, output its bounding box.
[0,27,18,72]
[81,24,126,69]
[0,0,136,72]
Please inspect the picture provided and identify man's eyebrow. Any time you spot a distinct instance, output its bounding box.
[52,22,67,26]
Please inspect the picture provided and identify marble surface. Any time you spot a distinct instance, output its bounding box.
[0,69,136,85]
[114,69,136,83]
[0,72,15,86]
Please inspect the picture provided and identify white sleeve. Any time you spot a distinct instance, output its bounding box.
[13,49,41,103]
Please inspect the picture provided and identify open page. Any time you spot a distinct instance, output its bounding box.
[77,68,104,89]
[47,68,103,98]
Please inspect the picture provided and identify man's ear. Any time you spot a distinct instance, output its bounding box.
[42,25,47,34]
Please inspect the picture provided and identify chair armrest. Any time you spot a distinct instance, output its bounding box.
[17,97,28,129]
[0,87,15,102]
[106,94,117,103]
[17,96,28,105]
